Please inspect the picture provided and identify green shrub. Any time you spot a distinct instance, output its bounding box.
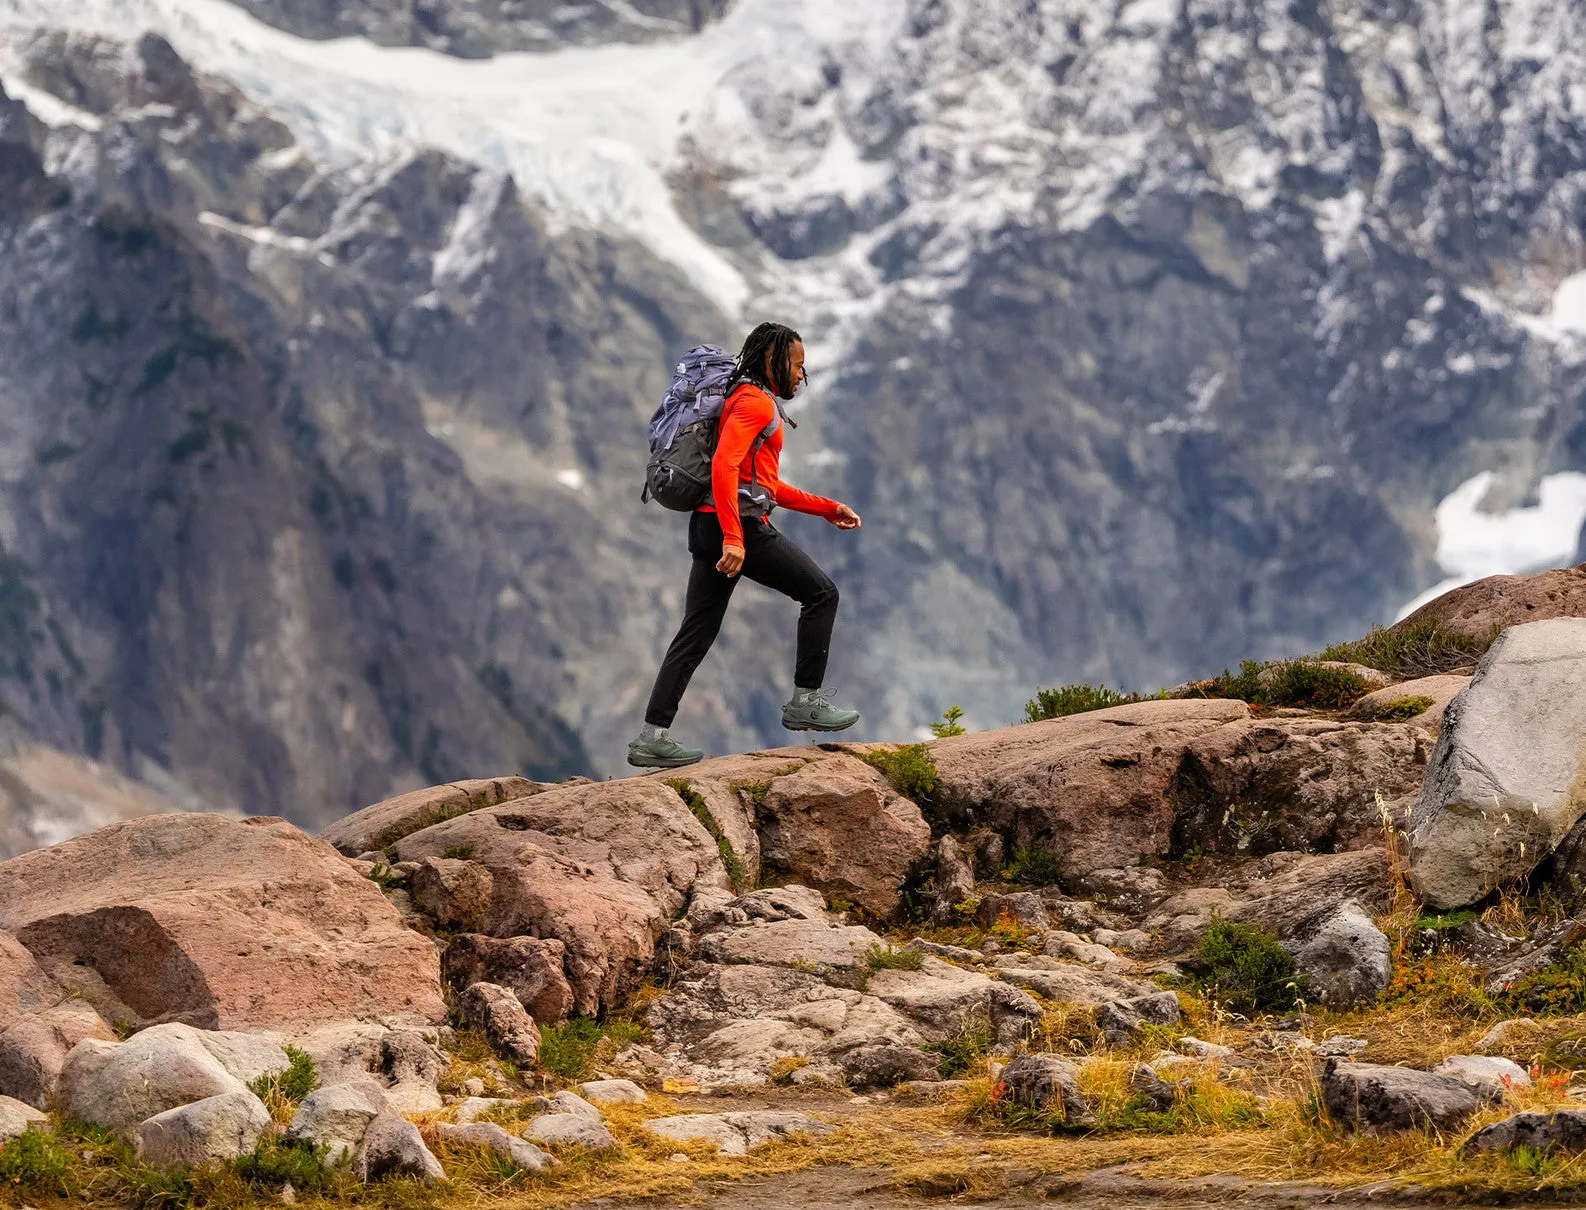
[1321,617,1491,679]
[858,744,939,804]
[1497,946,1586,1016]
[667,779,749,891]
[1193,919,1306,1015]
[233,1136,335,1189]
[928,705,967,738]
[537,1017,647,1082]
[1414,908,1479,931]
[442,843,476,860]
[865,943,924,972]
[0,1126,77,1197]
[247,1045,318,1106]
[926,1021,993,1079]
[1001,847,1064,887]
[1187,660,1267,703]
[1258,660,1373,709]
[1024,683,1164,722]
[1370,695,1435,722]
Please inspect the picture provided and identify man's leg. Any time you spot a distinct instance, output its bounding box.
[643,554,738,730]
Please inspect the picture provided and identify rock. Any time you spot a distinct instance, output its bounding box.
[0,814,446,1030]
[1130,1063,1187,1111]
[441,934,573,1027]
[1475,1019,1541,1054]
[1462,1109,1586,1156]
[524,1112,616,1149]
[1409,619,1586,910]
[357,1113,445,1182]
[410,858,495,931]
[1321,1059,1488,1131]
[994,962,1169,1011]
[865,959,1043,1048]
[321,777,546,856]
[286,1081,388,1163]
[135,1089,273,1167]
[193,1031,294,1085]
[394,779,729,1015]
[1397,566,1586,644]
[290,1021,389,1086]
[60,1024,258,1134]
[841,1043,941,1087]
[1078,867,1170,912]
[1315,1036,1368,1058]
[993,1054,1094,1126]
[697,917,887,973]
[0,1094,48,1142]
[1294,901,1392,1008]
[1259,660,1392,691]
[641,1111,833,1156]
[383,1082,444,1115]
[579,1079,646,1105]
[928,835,976,924]
[539,1090,602,1120]
[756,756,931,918]
[0,999,116,1108]
[0,932,61,1018]
[1431,1054,1533,1095]
[1044,931,1131,972]
[458,983,540,1064]
[453,1095,516,1124]
[929,699,1252,874]
[974,892,1051,930]
[381,1030,447,1085]
[462,1077,485,1096]
[1093,928,1153,953]
[1350,675,1472,731]
[1094,992,1181,1044]
[908,938,986,964]
[435,1120,551,1171]
[1176,1037,1235,1060]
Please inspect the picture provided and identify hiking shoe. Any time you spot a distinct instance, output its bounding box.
[627,734,704,769]
[782,689,861,733]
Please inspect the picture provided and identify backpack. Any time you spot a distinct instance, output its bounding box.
[642,344,782,513]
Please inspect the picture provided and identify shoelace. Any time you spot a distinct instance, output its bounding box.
[802,688,835,709]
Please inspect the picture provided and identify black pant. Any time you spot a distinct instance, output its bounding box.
[644,510,839,728]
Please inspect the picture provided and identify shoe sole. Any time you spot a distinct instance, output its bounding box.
[782,716,861,733]
[627,753,704,769]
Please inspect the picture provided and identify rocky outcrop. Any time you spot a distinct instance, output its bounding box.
[393,779,728,1015]
[1294,902,1393,1009]
[441,934,574,1027]
[322,777,546,857]
[1463,1109,1586,1156]
[1409,619,1586,910]
[1350,675,1472,731]
[1397,567,1586,645]
[135,1090,273,1167]
[1322,1060,1489,1131]
[356,1114,445,1183]
[286,1081,388,1164]
[757,756,931,917]
[458,983,540,1064]
[0,814,446,1030]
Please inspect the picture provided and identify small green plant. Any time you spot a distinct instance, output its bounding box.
[1024,683,1163,722]
[1414,908,1479,931]
[1001,846,1064,887]
[1193,918,1306,1015]
[248,1046,319,1109]
[928,705,967,738]
[1497,946,1586,1016]
[926,1021,994,1078]
[865,943,924,972]
[233,1136,336,1190]
[537,1017,648,1082]
[0,1126,77,1197]
[858,744,939,805]
[1321,616,1492,679]
[1508,1145,1558,1178]
[667,779,749,891]
[1258,660,1373,709]
[1187,660,1267,703]
[1370,696,1435,722]
[366,864,404,890]
[441,843,476,860]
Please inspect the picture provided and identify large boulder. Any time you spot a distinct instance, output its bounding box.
[1294,901,1393,1009]
[458,982,540,1064]
[1396,565,1586,643]
[1409,619,1586,910]
[321,776,547,856]
[286,1080,388,1163]
[135,1089,273,1167]
[1463,1109,1586,1156]
[60,1024,258,1134]
[357,1113,445,1182]
[994,1054,1094,1126]
[0,999,116,1108]
[756,756,931,917]
[0,932,61,1018]
[441,934,574,1026]
[1322,1060,1488,1131]
[393,780,729,1014]
[0,814,446,1030]
[928,699,1251,876]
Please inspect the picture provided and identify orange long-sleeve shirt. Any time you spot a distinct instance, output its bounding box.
[701,383,841,549]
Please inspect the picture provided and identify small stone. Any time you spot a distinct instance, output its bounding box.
[524,1113,615,1149]
[579,1079,647,1105]
[1431,1054,1533,1095]
[280,1183,296,1205]
[1315,1036,1369,1058]
[0,1095,49,1142]
[980,938,1002,955]
[669,1152,689,1162]
[1176,1037,1235,1060]
[463,1077,485,1097]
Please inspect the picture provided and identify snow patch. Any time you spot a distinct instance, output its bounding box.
[1396,470,1586,618]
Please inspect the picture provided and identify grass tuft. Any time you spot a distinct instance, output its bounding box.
[1024,684,1166,723]
[1257,661,1374,709]
[926,1022,994,1079]
[858,745,939,806]
[667,778,749,891]
[538,1016,649,1082]
[247,1046,318,1122]
[1321,617,1493,679]
[1000,847,1064,887]
[865,943,924,972]
[0,1126,78,1197]
[1368,695,1435,722]
[1193,919,1306,1015]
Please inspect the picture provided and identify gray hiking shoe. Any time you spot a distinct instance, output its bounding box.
[627,733,704,769]
[782,689,861,733]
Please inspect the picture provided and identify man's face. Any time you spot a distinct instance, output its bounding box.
[787,341,806,397]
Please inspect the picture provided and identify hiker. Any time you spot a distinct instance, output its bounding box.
[629,322,864,769]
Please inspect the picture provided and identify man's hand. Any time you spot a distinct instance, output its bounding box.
[830,503,862,530]
[717,543,745,577]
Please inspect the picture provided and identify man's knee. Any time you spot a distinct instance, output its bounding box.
[808,577,839,612]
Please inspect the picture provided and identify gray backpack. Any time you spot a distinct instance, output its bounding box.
[642,344,783,514]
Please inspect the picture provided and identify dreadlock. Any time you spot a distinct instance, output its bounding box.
[731,321,806,399]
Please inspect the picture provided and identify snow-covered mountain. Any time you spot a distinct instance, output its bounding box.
[0,0,1583,838]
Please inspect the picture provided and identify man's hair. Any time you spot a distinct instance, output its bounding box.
[733,322,805,399]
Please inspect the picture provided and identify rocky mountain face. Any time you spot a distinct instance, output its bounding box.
[221,0,732,57]
[0,0,1584,844]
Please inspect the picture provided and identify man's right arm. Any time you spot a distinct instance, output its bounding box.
[710,390,773,561]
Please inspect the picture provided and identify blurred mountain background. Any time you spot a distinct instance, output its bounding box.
[0,0,1582,851]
